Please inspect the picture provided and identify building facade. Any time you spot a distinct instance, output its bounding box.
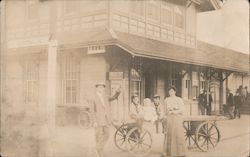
[1,0,249,157]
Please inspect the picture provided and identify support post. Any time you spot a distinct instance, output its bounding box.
[46,40,58,157]
[219,72,224,114]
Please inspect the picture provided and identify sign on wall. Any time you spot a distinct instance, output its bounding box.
[109,72,123,80]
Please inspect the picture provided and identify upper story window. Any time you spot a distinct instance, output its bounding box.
[161,0,173,25]
[174,5,185,29]
[64,0,79,15]
[147,0,159,21]
[27,0,39,20]
[130,0,145,17]
[24,60,39,103]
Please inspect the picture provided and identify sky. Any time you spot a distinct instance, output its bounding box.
[197,0,249,54]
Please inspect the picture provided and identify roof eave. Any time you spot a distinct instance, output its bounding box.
[195,0,222,12]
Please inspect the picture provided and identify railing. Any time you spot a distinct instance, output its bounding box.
[111,11,196,47]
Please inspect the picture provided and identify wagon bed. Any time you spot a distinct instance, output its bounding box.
[183,115,228,152]
[183,115,228,122]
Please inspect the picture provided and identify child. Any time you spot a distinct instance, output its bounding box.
[142,98,158,122]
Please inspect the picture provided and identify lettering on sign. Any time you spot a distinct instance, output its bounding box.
[109,72,123,80]
[87,45,106,54]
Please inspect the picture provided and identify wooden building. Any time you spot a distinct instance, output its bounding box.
[1,0,249,156]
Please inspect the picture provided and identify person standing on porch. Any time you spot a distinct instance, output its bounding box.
[204,90,213,115]
[234,90,244,119]
[198,89,206,115]
[91,82,121,157]
[226,88,234,119]
[162,86,186,157]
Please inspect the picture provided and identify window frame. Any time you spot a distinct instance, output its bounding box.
[60,55,80,106]
[161,0,173,26]
[174,5,185,30]
[146,0,160,22]
[26,0,40,23]
[63,0,79,17]
[23,60,39,104]
[130,0,145,18]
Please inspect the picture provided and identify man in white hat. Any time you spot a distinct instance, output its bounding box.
[91,82,121,156]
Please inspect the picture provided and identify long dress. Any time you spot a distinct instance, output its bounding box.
[163,96,186,156]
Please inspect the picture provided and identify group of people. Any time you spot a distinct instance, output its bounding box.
[198,89,213,115]
[91,82,186,157]
[225,85,249,119]
[128,86,186,157]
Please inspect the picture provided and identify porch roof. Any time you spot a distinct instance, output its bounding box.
[55,29,249,73]
[113,31,249,73]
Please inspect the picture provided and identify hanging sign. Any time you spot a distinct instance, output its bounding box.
[87,45,106,54]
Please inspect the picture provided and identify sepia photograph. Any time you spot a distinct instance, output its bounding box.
[0,0,249,157]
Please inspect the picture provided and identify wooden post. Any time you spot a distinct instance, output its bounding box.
[46,40,57,156]
[0,0,6,152]
[219,72,223,114]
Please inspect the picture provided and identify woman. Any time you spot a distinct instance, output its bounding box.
[162,86,186,157]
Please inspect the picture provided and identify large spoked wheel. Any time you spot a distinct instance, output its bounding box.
[195,121,220,152]
[125,127,152,157]
[183,121,196,148]
[79,111,91,129]
[114,124,130,151]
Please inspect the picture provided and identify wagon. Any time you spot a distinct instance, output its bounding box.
[114,122,153,157]
[114,115,227,156]
[183,115,227,152]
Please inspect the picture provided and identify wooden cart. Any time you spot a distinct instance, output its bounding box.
[183,115,228,152]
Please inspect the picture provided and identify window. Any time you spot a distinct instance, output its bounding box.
[200,81,205,90]
[24,61,39,103]
[174,6,184,29]
[60,56,80,105]
[130,68,141,100]
[27,1,39,20]
[130,0,145,16]
[171,72,179,88]
[147,0,159,20]
[185,79,192,99]
[64,0,79,15]
[161,1,173,25]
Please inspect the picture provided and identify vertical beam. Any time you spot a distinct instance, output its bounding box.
[219,72,223,114]
[0,0,6,152]
[46,40,58,156]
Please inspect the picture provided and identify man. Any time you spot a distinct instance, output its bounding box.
[198,90,206,115]
[234,90,243,119]
[91,82,121,157]
[204,90,213,115]
[226,88,234,119]
[152,94,165,133]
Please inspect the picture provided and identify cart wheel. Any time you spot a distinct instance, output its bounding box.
[195,122,220,152]
[79,111,91,129]
[125,127,152,157]
[114,124,130,151]
[183,121,196,148]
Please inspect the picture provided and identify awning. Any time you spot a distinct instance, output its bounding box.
[56,29,249,73]
[114,31,249,73]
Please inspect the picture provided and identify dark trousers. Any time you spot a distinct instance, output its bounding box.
[155,119,165,134]
[207,104,212,115]
[199,105,206,115]
[234,106,241,118]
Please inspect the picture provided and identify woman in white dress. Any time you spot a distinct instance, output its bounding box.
[162,86,186,157]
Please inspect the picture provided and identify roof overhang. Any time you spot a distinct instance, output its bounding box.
[192,0,222,12]
[5,29,248,74]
